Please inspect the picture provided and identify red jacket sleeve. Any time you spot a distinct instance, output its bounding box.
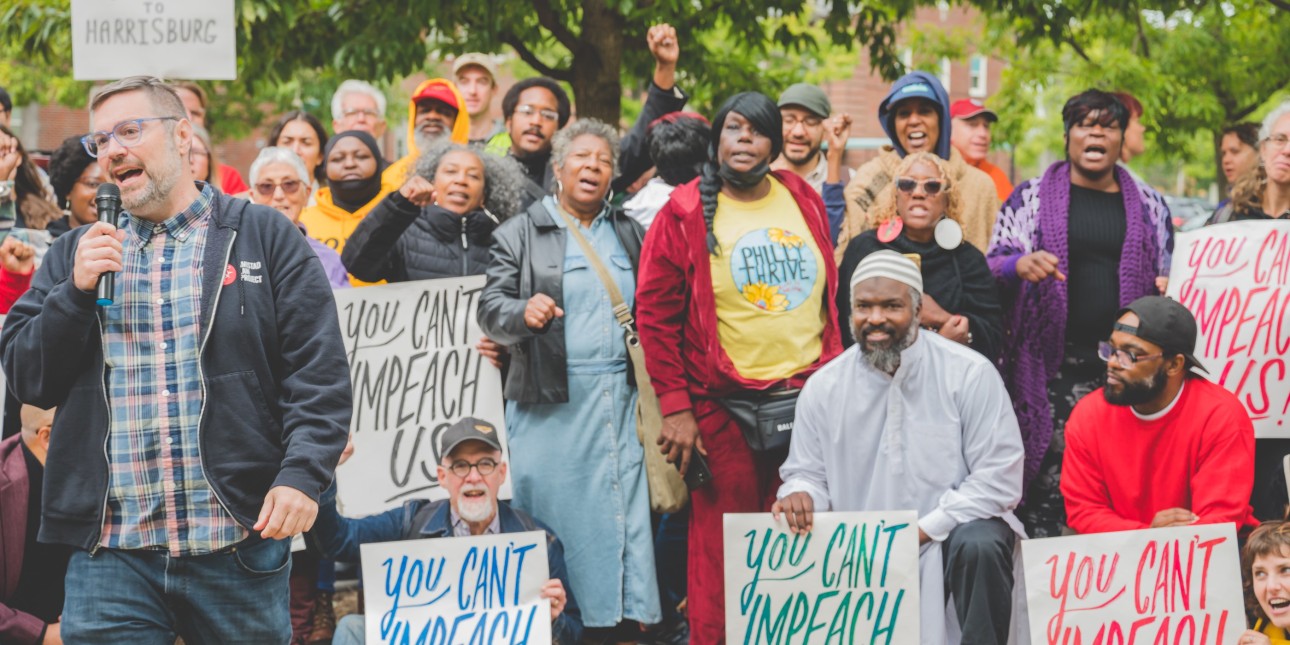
[635,198,694,416]
[0,267,32,315]
[218,164,249,195]
[1191,398,1257,529]
[1061,401,1144,534]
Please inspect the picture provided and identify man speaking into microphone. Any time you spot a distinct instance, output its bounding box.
[0,76,351,643]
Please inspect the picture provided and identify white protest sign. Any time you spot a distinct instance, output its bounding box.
[361,532,552,645]
[724,512,921,644]
[1022,523,1244,644]
[1167,220,1290,438]
[71,0,236,80]
[334,276,510,516]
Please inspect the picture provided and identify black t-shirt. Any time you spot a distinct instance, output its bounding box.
[1066,185,1127,358]
[11,443,71,624]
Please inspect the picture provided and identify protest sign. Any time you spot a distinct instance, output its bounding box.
[1167,220,1290,438]
[724,512,920,645]
[334,276,510,516]
[1022,523,1244,644]
[361,531,552,645]
[71,0,236,80]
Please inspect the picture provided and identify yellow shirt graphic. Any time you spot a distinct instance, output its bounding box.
[710,178,826,381]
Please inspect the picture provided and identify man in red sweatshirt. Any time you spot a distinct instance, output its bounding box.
[1061,295,1259,535]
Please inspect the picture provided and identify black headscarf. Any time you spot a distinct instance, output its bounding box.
[700,92,783,254]
[323,130,388,212]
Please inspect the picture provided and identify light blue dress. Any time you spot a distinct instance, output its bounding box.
[505,198,661,628]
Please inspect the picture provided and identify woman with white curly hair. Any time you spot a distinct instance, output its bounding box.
[342,141,526,282]
[248,146,349,288]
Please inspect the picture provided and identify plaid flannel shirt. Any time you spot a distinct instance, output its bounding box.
[99,184,247,555]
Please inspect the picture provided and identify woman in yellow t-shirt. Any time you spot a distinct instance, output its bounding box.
[636,92,842,644]
[1241,518,1290,644]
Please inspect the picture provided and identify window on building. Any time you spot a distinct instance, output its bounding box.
[939,58,952,93]
[970,55,989,98]
[901,48,913,72]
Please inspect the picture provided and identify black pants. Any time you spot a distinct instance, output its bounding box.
[943,517,1016,645]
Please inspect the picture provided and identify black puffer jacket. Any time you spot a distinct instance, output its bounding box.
[341,191,500,281]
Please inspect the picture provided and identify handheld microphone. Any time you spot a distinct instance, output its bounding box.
[95,183,122,307]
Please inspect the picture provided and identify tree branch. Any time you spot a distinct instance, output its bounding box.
[1065,33,1093,62]
[1233,102,1262,121]
[532,0,580,50]
[1266,0,1290,11]
[1132,3,1152,59]
[502,33,574,82]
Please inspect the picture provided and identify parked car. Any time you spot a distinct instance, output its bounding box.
[1164,195,1215,232]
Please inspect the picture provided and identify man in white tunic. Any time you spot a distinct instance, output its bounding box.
[774,250,1026,645]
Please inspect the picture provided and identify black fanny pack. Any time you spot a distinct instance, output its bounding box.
[718,389,800,453]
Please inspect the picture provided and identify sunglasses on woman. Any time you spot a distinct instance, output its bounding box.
[894,177,944,195]
[254,179,303,197]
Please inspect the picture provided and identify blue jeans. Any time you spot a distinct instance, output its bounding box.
[333,614,365,645]
[63,536,293,644]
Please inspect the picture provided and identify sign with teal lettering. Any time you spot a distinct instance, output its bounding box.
[360,531,552,645]
[72,0,236,80]
[724,512,920,644]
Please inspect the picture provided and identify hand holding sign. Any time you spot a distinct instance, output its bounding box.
[540,579,567,620]
[771,492,814,535]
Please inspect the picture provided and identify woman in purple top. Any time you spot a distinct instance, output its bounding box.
[986,89,1172,538]
[248,147,351,288]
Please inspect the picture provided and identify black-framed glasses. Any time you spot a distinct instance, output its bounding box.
[447,457,499,478]
[515,104,559,123]
[1097,341,1162,366]
[81,117,179,158]
[895,177,944,195]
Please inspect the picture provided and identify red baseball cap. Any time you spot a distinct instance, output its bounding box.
[950,99,997,122]
[412,81,460,111]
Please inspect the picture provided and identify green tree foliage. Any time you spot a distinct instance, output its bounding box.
[979,0,1290,193]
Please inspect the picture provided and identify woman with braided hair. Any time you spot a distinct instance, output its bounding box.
[986,89,1172,539]
[635,91,841,644]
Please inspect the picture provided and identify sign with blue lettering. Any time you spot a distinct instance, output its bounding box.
[724,512,920,644]
[360,531,552,645]
[71,0,236,80]
[334,276,512,517]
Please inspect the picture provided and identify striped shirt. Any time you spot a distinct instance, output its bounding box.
[99,184,247,555]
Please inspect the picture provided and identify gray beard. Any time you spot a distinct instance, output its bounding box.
[123,138,183,216]
[414,129,448,152]
[852,319,918,375]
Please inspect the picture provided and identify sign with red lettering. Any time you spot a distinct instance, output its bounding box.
[1021,524,1244,644]
[1167,221,1290,438]
[72,0,236,80]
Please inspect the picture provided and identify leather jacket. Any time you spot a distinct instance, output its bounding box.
[479,198,643,403]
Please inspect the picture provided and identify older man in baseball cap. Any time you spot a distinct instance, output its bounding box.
[1061,295,1258,536]
[949,98,1012,201]
[310,417,583,645]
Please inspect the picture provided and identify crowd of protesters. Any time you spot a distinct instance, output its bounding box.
[0,21,1287,645]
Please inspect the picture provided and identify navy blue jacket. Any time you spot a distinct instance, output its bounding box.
[0,189,352,550]
[308,485,583,643]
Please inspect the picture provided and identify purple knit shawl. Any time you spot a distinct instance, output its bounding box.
[988,161,1170,489]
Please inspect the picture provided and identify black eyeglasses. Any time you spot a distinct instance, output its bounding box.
[895,177,944,195]
[1097,341,1162,366]
[81,117,179,158]
[447,457,499,478]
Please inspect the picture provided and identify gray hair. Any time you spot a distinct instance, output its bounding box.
[89,76,186,124]
[249,147,312,185]
[550,118,621,179]
[414,141,528,218]
[331,80,387,122]
[1261,100,1290,141]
